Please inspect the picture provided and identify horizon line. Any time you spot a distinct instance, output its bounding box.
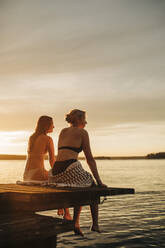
[1,153,165,160]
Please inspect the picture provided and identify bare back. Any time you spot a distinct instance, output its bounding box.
[28,134,50,156]
[56,127,83,161]
[24,134,54,181]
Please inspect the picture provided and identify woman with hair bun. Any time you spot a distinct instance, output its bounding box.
[49,109,107,236]
[23,116,55,181]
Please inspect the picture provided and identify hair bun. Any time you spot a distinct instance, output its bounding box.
[65,114,72,123]
[65,109,85,124]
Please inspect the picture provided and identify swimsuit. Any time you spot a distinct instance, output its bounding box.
[52,145,83,176]
[58,145,83,153]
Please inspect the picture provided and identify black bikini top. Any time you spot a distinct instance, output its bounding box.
[58,145,83,153]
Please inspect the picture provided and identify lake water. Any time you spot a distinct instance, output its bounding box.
[0,159,165,248]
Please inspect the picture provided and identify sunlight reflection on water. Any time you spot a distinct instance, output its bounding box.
[0,159,165,247]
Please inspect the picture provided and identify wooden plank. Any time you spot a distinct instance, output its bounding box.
[0,213,73,248]
[1,191,101,213]
[0,184,135,248]
[0,184,135,247]
[0,184,134,212]
[0,184,135,195]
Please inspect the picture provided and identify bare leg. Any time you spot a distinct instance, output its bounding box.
[90,203,101,233]
[73,206,84,236]
[57,208,64,216]
[64,208,72,220]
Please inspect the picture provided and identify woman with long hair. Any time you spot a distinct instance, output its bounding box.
[23,115,71,220]
[23,115,55,181]
[49,109,107,236]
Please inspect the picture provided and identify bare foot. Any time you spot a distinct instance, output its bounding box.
[64,213,72,221]
[91,225,101,233]
[74,227,84,237]
[57,209,64,216]
[64,208,72,220]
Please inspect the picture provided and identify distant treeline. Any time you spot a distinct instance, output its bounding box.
[0,152,165,160]
[146,152,165,159]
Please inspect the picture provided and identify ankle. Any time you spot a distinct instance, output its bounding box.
[74,227,84,237]
[91,225,101,233]
[74,223,80,228]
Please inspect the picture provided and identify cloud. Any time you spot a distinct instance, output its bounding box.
[0,62,165,132]
[0,1,165,155]
[0,0,165,74]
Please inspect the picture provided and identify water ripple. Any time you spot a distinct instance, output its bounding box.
[1,160,165,247]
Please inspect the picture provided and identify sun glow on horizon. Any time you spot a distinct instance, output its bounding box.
[0,130,59,155]
[0,121,165,156]
[0,131,31,155]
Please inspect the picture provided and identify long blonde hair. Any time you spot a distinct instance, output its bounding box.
[28,116,53,153]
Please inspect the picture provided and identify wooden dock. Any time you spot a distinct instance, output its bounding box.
[0,184,135,247]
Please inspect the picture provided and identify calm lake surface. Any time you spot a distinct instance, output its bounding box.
[0,159,165,248]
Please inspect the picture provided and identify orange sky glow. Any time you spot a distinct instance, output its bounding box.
[0,1,165,156]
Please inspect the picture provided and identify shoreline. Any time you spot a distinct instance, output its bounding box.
[0,154,165,160]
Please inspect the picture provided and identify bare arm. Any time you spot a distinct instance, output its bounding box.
[47,137,55,168]
[82,129,106,186]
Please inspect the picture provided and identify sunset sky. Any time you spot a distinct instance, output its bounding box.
[0,0,165,156]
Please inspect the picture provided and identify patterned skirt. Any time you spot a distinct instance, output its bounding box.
[48,160,94,187]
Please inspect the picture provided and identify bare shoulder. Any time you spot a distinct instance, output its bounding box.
[60,127,68,134]
[81,128,88,135]
[47,135,53,141]
[80,128,89,138]
[40,134,53,143]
